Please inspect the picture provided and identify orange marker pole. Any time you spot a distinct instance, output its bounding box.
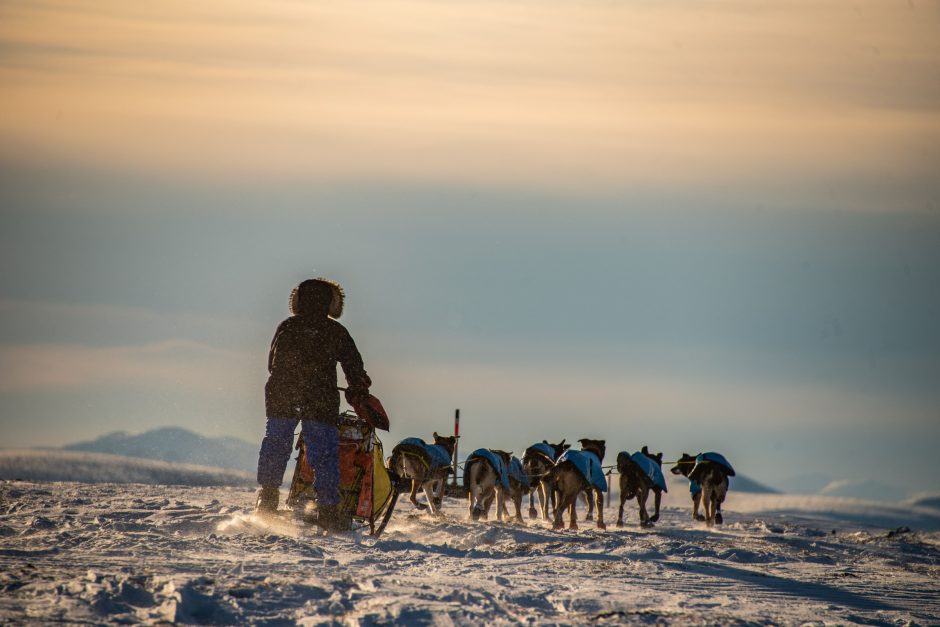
[452,409,460,486]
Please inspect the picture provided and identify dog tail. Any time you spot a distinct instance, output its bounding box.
[463,458,472,489]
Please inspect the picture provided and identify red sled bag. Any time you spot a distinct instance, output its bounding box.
[348,393,390,431]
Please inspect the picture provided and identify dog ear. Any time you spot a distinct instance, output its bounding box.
[642,445,649,454]
[433,431,439,439]
[558,438,566,446]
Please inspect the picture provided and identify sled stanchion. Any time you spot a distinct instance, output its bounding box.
[372,478,401,539]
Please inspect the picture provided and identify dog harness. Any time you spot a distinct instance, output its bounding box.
[629,452,668,492]
[509,456,530,489]
[467,448,510,489]
[693,452,735,477]
[398,437,452,470]
[557,449,607,491]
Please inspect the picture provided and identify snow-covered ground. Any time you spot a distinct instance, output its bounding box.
[2,480,938,625]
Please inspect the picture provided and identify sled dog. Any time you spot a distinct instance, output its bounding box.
[496,452,530,523]
[616,446,667,527]
[670,453,703,521]
[522,439,569,520]
[550,438,607,531]
[671,452,734,526]
[465,448,511,521]
[389,433,456,515]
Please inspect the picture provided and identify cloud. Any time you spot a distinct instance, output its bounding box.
[1,0,937,207]
[0,340,259,394]
[0,299,269,349]
[373,357,939,437]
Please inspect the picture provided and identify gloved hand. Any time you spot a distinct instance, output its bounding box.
[344,374,371,405]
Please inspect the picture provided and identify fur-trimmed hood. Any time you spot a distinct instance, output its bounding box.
[289,277,345,319]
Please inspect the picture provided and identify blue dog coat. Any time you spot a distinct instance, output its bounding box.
[399,437,452,470]
[557,449,607,491]
[694,452,735,477]
[467,448,510,489]
[630,452,668,492]
[528,442,557,462]
[689,480,702,496]
[509,456,530,488]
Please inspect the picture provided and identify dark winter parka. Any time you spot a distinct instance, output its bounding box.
[264,279,370,424]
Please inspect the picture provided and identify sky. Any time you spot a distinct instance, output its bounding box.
[1,0,938,497]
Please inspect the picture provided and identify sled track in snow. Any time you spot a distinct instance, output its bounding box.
[1,481,939,625]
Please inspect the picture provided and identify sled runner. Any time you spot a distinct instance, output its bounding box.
[286,410,399,537]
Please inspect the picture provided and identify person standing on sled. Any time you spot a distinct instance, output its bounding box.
[255,277,371,531]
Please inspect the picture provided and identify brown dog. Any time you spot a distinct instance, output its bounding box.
[671,452,734,526]
[465,448,512,522]
[616,446,666,527]
[550,438,607,531]
[522,440,569,520]
[390,432,457,515]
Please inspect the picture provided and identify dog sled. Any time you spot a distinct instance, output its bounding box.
[286,410,399,537]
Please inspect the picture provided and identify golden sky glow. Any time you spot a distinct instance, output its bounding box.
[2,0,938,200]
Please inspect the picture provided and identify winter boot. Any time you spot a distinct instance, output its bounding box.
[255,486,279,515]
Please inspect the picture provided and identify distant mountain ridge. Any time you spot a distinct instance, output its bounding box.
[664,474,777,495]
[64,427,258,475]
[728,475,779,494]
[0,450,252,486]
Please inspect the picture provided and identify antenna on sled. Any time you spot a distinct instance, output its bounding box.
[451,408,460,487]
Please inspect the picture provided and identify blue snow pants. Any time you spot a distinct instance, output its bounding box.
[256,418,340,506]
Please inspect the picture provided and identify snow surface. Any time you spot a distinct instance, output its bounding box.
[2,480,939,625]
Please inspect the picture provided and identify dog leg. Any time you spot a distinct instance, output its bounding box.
[714,492,724,525]
[692,493,704,521]
[482,490,495,520]
[702,485,713,527]
[422,481,439,515]
[528,487,538,519]
[552,491,573,530]
[540,482,552,520]
[638,489,650,527]
[594,489,606,530]
[617,492,626,527]
[469,481,483,521]
[410,480,428,511]
[650,490,661,523]
[551,502,565,530]
[434,478,444,511]
[583,490,594,522]
[568,500,579,530]
[715,481,727,525]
